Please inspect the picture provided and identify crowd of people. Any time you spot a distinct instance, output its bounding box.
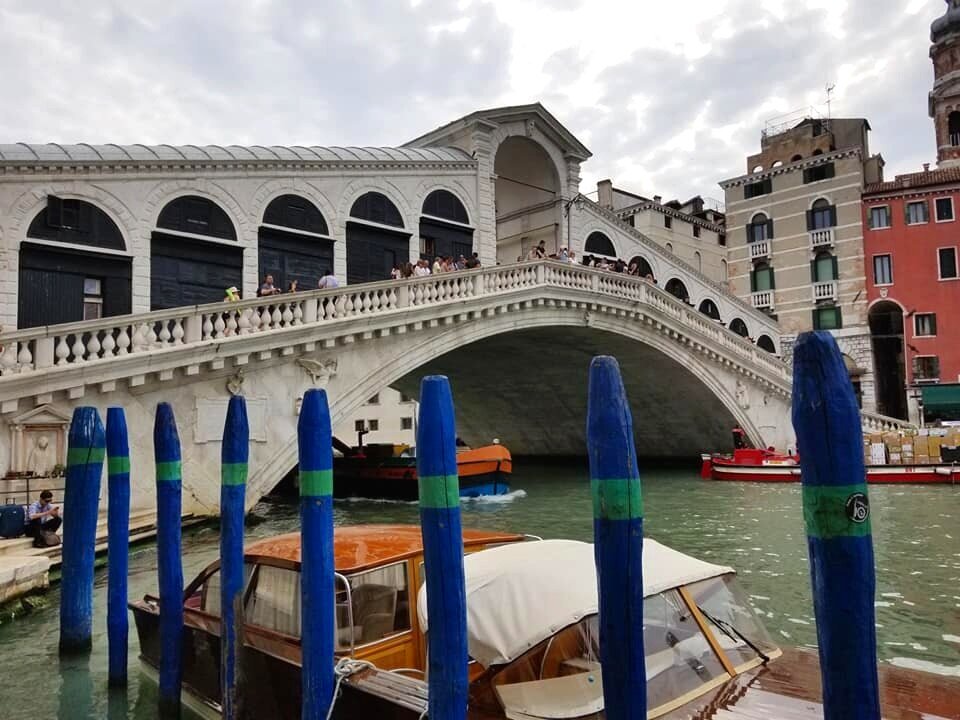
[392,252,482,279]
[519,239,658,283]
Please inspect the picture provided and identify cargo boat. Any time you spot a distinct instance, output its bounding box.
[332,438,512,499]
[130,524,960,719]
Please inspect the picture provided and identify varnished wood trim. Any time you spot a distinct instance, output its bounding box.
[678,585,738,677]
[648,673,734,719]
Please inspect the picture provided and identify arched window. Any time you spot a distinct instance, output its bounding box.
[259,195,333,293]
[791,154,803,162]
[157,195,236,240]
[721,259,728,282]
[694,251,702,272]
[812,149,824,156]
[422,190,469,224]
[757,335,777,353]
[752,164,764,173]
[263,195,329,235]
[665,278,689,302]
[20,198,131,328]
[751,261,775,292]
[812,251,838,282]
[665,242,674,254]
[698,298,721,320]
[350,192,404,228]
[808,198,836,230]
[585,231,616,257]
[729,318,749,337]
[950,111,960,146]
[629,255,654,279]
[772,160,783,168]
[747,213,771,243]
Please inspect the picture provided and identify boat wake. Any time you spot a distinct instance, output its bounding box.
[462,489,527,504]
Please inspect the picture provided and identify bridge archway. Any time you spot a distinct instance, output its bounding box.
[258,194,333,292]
[20,197,132,328]
[494,136,561,263]
[151,195,240,309]
[347,192,411,283]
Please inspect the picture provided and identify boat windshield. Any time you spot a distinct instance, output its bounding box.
[489,588,731,719]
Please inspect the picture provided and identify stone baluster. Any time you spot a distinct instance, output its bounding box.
[344,294,355,316]
[213,314,226,339]
[335,294,347,318]
[171,319,185,345]
[249,306,263,332]
[55,335,72,365]
[86,331,102,360]
[131,324,147,353]
[101,331,117,359]
[116,327,131,355]
[202,314,214,340]
[225,313,238,337]
[238,308,253,335]
[281,303,294,326]
[292,301,303,325]
[16,341,33,371]
[270,305,282,328]
[0,342,18,374]
[72,334,87,362]
[158,320,172,346]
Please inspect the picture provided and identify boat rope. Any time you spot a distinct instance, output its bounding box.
[324,656,430,720]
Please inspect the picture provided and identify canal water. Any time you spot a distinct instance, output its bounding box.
[1,461,958,718]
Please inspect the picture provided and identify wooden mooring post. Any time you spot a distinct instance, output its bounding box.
[298,389,336,719]
[417,375,468,720]
[586,356,646,720]
[154,402,184,718]
[220,395,249,719]
[105,407,130,686]
[59,406,105,655]
[792,331,881,720]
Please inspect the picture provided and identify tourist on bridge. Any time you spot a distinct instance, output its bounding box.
[258,274,281,297]
[25,490,60,539]
[318,272,340,289]
[286,279,299,293]
[224,286,240,302]
[466,252,481,269]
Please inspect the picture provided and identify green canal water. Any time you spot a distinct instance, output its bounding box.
[1,461,959,718]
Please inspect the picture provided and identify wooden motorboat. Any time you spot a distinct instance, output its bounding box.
[130,524,960,719]
[332,440,512,500]
[701,448,960,484]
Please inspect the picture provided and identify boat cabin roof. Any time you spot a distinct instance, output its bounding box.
[244,524,523,574]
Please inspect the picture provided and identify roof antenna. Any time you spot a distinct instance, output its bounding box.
[825,83,836,120]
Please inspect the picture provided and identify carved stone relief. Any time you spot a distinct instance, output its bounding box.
[296,357,338,387]
[7,404,71,476]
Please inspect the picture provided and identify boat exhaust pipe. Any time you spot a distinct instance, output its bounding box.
[417,376,469,720]
[792,331,881,720]
[586,356,647,719]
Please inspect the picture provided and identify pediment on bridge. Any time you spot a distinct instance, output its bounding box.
[404,103,592,162]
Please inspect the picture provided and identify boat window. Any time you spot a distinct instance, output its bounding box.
[194,565,255,616]
[337,561,411,650]
[644,589,727,710]
[685,575,778,668]
[246,564,302,637]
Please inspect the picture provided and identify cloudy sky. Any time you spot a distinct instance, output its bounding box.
[0,0,944,202]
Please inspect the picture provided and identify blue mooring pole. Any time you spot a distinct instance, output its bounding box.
[417,375,468,720]
[105,407,131,686]
[586,356,647,720]
[220,395,249,720]
[792,331,881,720]
[59,406,105,655]
[154,402,184,718]
[298,389,336,720]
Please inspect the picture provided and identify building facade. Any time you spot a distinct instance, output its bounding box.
[335,387,418,447]
[930,0,960,168]
[720,116,885,411]
[595,180,729,285]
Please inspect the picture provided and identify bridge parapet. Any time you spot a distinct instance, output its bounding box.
[0,261,791,410]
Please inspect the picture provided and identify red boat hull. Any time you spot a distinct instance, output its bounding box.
[707,457,960,484]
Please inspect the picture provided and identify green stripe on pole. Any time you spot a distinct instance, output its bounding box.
[67,447,106,466]
[591,478,644,521]
[418,474,460,509]
[156,460,182,483]
[108,456,130,475]
[299,469,333,497]
[802,483,872,539]
[221,462,248,487]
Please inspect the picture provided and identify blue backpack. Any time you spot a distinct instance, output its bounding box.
[0,503,26,539]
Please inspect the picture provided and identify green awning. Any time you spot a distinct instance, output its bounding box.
[922,384,960,417]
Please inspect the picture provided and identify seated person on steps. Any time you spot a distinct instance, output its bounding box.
[25,489,60,538]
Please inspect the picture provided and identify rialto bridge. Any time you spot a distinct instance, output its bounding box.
[0,104,910,514]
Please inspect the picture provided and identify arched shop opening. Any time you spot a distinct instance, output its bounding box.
[757,335,777,353]
[346,192,410,284]
[19,197,131,328]
[629,255,655,280]
[869,301,907,420]
[584,231,616,258]
[151,196,241,309]
[665,278,690,303]
[259,195,333,291]
[729,318,749,338]
[698,298,721,321]
[419,190,473,262]
[494,136,561,263]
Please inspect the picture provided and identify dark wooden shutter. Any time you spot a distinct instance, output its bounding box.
[810,259,817,282]
[824,163,835,179]
[47,196,64,228]
[806,210,814,231]
[745,224,753,244]
[769,267,776,289]
[831,256,839,279]
[767,219,774,239]
[750,269,757,292]
[829,205,838,227]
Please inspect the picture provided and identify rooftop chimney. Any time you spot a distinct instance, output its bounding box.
[597,179,614,210]
[653,195,662,204]
[923,163,930,172]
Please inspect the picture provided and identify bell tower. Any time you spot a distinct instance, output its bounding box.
[931,1,960,167]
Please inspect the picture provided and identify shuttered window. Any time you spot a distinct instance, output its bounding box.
[803,163,835,184]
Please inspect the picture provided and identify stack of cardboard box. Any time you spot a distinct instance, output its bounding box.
[861,428,960,466]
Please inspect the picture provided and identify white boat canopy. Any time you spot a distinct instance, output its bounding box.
[417,538,734,668]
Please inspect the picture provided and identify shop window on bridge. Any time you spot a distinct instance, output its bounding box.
[806,199,837,230]
[585,231,616,257]
[19,198,131,329]
[664,278,689,303]
[348,192,411,284]
[698,298,721,320]
[629,255,654,280]
[729,318,749,337]
[152,196,241,310]
[259,195,333,294]
[757,335,777,353]
[420,190,473,262]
